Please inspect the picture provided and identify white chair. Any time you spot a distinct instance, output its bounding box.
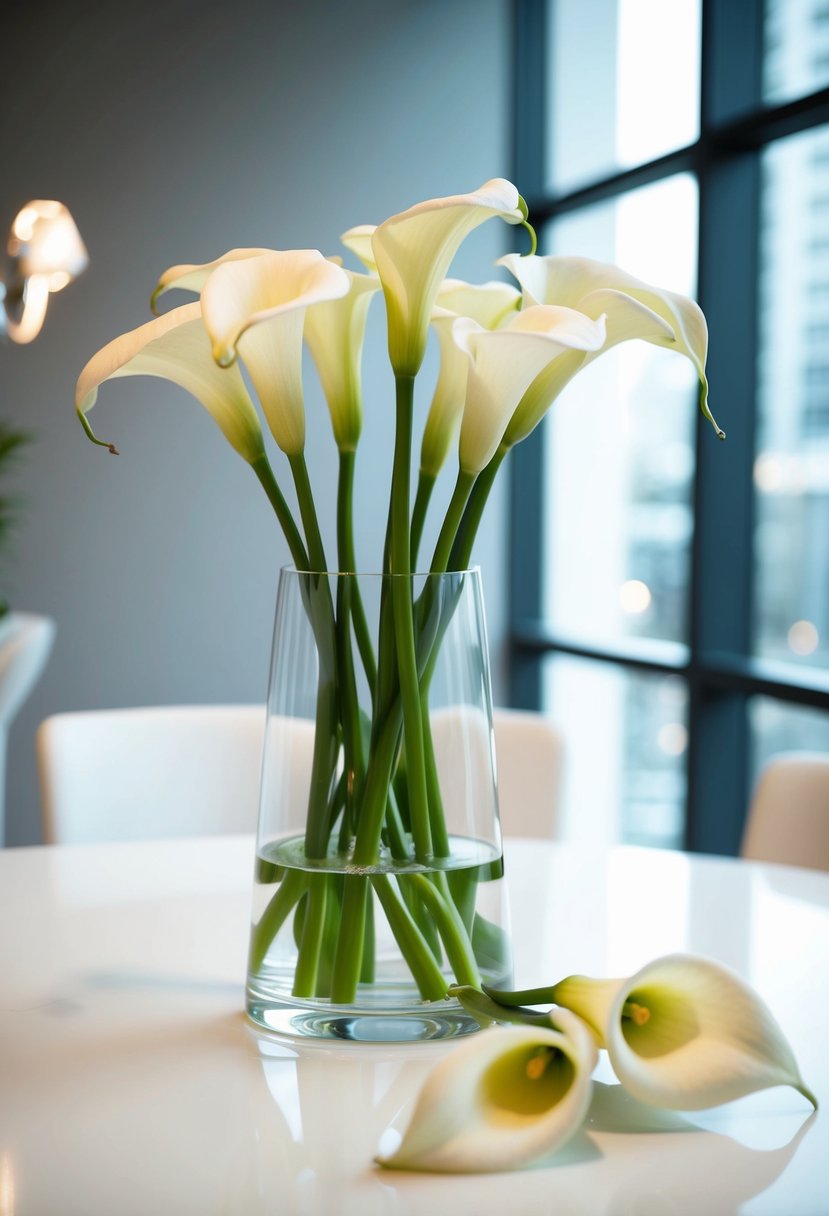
[0,612,55,844]
[741,752,829,872]
[492,708,563,838]
[38,704,267,844]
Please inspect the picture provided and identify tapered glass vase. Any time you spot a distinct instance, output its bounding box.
[245,566,511,1042]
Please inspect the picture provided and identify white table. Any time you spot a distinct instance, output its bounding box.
[1,836,826,1215]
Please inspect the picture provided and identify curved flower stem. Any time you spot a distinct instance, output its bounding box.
[248,868,307,974]
[449,443,508,571]
[250,454,309,570]
[289,451,329,573]
[371,874,450,1000]
[338,447,377,694]
[390,375,432,861]
[336,451,365,837]
[408,872,481,988]
[410,469,436,569]
[429,468,476,574]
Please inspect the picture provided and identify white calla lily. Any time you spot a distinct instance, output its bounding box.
[549,954,817,1110]
[304,268,379,450]
[340,224,377,274]
[501,252,724,441]
[457,305,607,475]
[200,249,350,455]
[435,277,521,329]
[75,302,265,462]
[150,247,274,313]
[376,1009,597,1174]
[372,178,528,377]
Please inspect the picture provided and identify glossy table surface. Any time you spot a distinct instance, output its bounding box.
[0,835,826,1215]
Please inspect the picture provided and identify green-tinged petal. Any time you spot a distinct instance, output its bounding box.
[75,302,265,462]
[151,247,274,313]
[457,306,607,474]
[340,224,377,274]
[435,278,521,329]
[304,268,379,449]
[551,954,817,1111]
[604,954,817,1110]
[200,250,350,455]
[500,253,723,439]
[376,1010,597,1174]
[420,312,469,477]
[373,178,525,377]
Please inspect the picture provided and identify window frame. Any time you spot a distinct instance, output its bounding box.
[509,0,829,854]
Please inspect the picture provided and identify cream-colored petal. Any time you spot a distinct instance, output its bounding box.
[340,224,377,274]
[435,278,521,329]
[75,302,264,462]
[604,954,816,1110]
[420,313,470,477]
[373,179,525,377]
[377,1010,596,1174]
[304,269,379,449]
[501,253,723,438]
[458,307,606,474]
[549,975,625,1049]
[151,247,274,312]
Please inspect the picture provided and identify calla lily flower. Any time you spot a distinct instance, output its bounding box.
[304,268,379,450]
[372,178,528,377]
[547,953,817,1111]
[340,224,377,274]
[150,247,274,313]
[376,1009,597,1174]
[200,250,350,455]
[421,280,522,479]
[500,252,724,443]
[456,305,607,475]
[75,301,265,462]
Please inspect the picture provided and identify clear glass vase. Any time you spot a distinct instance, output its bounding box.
[245,566,511,1042]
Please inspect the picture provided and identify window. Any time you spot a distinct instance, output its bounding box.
[510,0,829,853]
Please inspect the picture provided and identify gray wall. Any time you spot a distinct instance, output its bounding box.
[1,0,513,844]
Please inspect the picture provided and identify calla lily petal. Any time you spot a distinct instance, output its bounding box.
[150,247,274,313]
[552,954,817,1111]
[501,253,724,439]
[373,179,526,377]
[457,305,607,474]
[377,1009,597,1174]
[304,268,379,450]
[435,278,521,330]
[340,224,377,274]
[200,250,350,455]
[75,302,265,462]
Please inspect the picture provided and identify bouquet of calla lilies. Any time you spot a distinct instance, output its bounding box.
[378,953,816,1174]
[76,178,726,1010]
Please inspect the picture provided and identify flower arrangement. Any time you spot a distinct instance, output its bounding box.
[76,178,725,1015]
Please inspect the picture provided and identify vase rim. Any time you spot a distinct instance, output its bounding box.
[279,564,482,579]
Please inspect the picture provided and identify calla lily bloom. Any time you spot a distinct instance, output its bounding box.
[372,178,528,378]
[545,954,817,1111]
[75,302,265,462]
[150,247,274,313]
[420,280,521,479]
[340,224,377,274]
[200,250,350,455]
[456,305,607,475]
[500,252,724,443]
[376,1009,597,1174]
[304,268,379,450]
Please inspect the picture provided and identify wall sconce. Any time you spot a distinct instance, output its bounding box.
[0,200,88,344]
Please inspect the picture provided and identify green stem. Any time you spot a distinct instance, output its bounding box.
[449,444,508,571]
[248,868,307,974]
[338,448,377,693]
[289,451,328,572]
[330,876,369,1003]
[408,872,481,988]
[250,454,309,570]
[371,874,449,1000]
[410,469,436,569]
[390,375,432,861]
[292,876,329,997]
[481,982,557,1007]
[430,469,476,573]
[336,452,365,837]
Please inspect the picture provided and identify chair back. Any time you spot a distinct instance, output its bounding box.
[38,705,266,844]
[492,708,563,838]
[741,751,829,871]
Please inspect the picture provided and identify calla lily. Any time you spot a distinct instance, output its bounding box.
[75,301,265,462]
[376,1009,597,1174]
[456,305,607,475]
[372,178,528,377]
[547,954,817,1111]
[150,247,274,313]
[500,252,724,443]
[340,224,377,274]
[200,250,350,455]
[420,280,521,479]
[304,268,379,450]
